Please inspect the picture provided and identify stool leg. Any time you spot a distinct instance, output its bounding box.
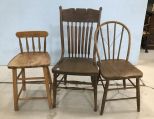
[100,80,109,115]
[47,67,52,93]
[22,68,26,91]
[136,78,140,112]
[43,67,52,109]
[12,68,19,111]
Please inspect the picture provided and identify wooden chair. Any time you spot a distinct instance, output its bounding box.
[142,12,154,52]
[8,31,52,111]
[94,21,143,115]
[52,6,102,111]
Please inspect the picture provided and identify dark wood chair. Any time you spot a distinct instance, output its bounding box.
[94,21,143,115]
[142,11,154,52]
[52,6,102,111]
[8,31,52,110]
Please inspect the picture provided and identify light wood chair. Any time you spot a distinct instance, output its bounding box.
[8,31,52,111]
[94,21,143,115]
[52,6,102,111]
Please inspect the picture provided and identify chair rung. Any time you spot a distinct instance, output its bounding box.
[106,97,136,101]
[58,86,93,91]
[18,77,45,80]
[57,80,92,85]
[108,87,135,91]
[19,96,47,100]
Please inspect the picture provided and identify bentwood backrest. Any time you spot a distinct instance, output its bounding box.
[94,21,131,61]
[16,31,48,53]
[59,6,102,60]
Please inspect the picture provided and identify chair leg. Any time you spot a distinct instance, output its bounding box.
[123,79,126,89]
[43,67,52,109]
[12,68,19,111]
[136,78,140,112]
[94,75,97,112]
[21,68,26,91]
[64,74,67,85]
[100,80,109,115]
[47,67,52,93]
[91,76,94,87]
[53,73,57,108]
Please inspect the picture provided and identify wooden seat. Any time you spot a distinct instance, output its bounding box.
[8,31,52,111]
[98,59,142,80]
[52,58,98,75]
[8,52,50,68]
[52,6,102,111]
[94,21,143,115]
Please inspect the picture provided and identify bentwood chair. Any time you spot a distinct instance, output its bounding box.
[94,21,143,115]
[52,6,102,111]
[8,31,52,110]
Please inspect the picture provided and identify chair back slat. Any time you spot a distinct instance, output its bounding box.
[60,6,102,59]
[88,23,93,58]
[16,31,48,53]
[75,22,77,57]
[113,23,116,60]
[19,38,23,53]
[78,22,81,56]
[32,37,35,52]
[117,26,124,59]
[67,22,71,57]
[38,36,41,51]
[71,22,74,57]
[26,37,29,52]
[107,24,110,59]
[84,23,89,57]
[94,21,131,61]
[81,22,85,57]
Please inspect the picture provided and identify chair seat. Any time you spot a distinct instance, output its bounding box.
[52,57,98,75]
[98,59,143,80]
[8,52,50,68]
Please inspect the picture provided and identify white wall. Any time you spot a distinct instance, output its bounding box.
[0,0,148,65]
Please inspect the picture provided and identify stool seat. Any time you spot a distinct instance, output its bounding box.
[8,52,50,68]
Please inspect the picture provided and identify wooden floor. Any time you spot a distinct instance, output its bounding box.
[0,49,154,119]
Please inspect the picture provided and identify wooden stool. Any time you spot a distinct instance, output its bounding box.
[8,31,52,111]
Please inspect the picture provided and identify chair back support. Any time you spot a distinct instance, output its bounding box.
[60,6,102,59]
[16,31,48,53]
[94,21,131,61]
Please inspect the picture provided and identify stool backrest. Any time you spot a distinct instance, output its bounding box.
[16,31,48,53]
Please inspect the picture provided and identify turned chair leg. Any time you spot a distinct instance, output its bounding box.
[100,80,109,115]
[53,73,57,108]
[12,68,19,111]
[43,67,52,109]
[136,78,140,112]
[21,68,26,91]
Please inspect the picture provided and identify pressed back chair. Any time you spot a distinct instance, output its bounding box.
[52,6,102,111]
[8,31,52,110]
[94,21,143,115]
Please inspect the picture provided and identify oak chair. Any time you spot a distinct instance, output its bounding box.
[94,21,143,115]
[52,6,102,111]
[8,31,52,110]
